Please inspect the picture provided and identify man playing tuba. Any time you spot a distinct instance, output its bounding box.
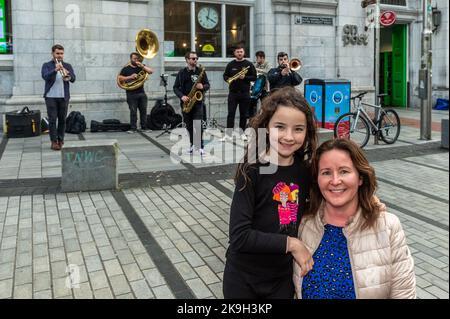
[118,52,154,133]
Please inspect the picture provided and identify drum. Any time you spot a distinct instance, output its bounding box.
[250,75,267,100]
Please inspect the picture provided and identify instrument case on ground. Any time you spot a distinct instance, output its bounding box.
[90,119,131,132]
[4,107,41,138]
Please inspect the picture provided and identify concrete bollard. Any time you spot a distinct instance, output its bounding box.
[317,128,335,146]
[61,140,119,192]
[442,119,449,149]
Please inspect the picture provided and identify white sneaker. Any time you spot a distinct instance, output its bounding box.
[186,146,194,154]
[198,148,206,156]
[126,129,136,134]
[241,134,248,141]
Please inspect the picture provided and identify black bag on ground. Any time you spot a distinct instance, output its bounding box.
[5,106,41,138]
[147,99,182,130]
[90,119,131,132]
[65,111,86,134]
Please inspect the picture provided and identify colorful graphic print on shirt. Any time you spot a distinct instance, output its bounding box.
[272,182,299,233]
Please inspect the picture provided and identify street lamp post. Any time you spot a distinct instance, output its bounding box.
[419,0,433,140]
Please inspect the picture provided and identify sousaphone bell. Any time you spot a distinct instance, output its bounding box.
[117,29,159,90]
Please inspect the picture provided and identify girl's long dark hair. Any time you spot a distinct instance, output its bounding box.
[235,87,317,189]
[305,138,381,231]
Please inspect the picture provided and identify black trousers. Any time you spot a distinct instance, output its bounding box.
[127,92,148,130]
[222,261,295,299]
[45,97,68,142]
[182,102,204,149]
[226,91,250,134]
[248,91,269,119]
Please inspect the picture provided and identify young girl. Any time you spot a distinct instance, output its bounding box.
[223,87,317,299]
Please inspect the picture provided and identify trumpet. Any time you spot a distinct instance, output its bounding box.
[289,58,302,71]
[226,66,250,85]
[56,59,71,81]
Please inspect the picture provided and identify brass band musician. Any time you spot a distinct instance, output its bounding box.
[222,45,257,142]
[268,52,303,93]
[173,51,210,155]
[118,52,154,133]
[249,50,270,119]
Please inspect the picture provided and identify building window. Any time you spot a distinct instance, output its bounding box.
[196,3,222,57]
[226,5,249,57]
[164,0,252,58]
[380,0,406,6]
[164,0,191,57]
[0,0,12,54]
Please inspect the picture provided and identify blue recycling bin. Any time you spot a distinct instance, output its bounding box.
[305,79,351,129]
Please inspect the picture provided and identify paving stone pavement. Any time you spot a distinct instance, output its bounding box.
[0,108,448,299]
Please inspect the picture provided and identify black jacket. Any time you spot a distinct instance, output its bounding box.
[268,66,303,92]
[223,59,257,94]
[173,66,210,104]
[41,60,76,101]
[226,155,311,278]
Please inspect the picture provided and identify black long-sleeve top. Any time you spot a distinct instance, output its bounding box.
[267,66,303,92]
[223,59,257,93]
[226,155,311,278]
[173,66,210,104]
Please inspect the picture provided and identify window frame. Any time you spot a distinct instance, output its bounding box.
[164,0,254,62]
[0,0,12,55]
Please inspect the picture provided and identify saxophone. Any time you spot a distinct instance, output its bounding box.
[182,65,205,113]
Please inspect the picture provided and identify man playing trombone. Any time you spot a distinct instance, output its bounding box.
[222,45,257,142]
[41,44,76,151]
[267,52,303,93]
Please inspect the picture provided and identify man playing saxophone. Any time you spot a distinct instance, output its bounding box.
[173,51,210,155]
[222,45,257,142]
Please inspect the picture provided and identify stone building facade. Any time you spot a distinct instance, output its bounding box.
[0,0,448,128]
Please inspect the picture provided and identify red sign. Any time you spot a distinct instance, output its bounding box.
[380,11,397,26]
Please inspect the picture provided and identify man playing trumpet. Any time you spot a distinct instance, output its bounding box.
[222,45,257,142]
[41,44,76,151]
[268,52,303,93]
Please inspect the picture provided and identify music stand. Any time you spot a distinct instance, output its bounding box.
[156,74,173,138]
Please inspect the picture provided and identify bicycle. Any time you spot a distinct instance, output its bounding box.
[334,91,401,148]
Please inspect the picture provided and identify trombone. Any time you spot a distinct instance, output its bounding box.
[117,29,159,91]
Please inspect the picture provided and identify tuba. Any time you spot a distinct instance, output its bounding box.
[289,58,302,71]
[117,29,159,91]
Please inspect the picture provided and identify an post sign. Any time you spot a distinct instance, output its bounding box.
[380,11,397,26]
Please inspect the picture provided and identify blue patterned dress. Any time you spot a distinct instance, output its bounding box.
[301,224,356,299]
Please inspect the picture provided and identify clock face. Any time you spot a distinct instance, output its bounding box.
[197,7,219,30]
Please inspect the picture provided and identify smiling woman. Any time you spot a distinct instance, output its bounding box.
[293,138,416,299]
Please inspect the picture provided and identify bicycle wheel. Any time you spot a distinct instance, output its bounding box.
[379,109,400,144]
[334,112,370,148]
